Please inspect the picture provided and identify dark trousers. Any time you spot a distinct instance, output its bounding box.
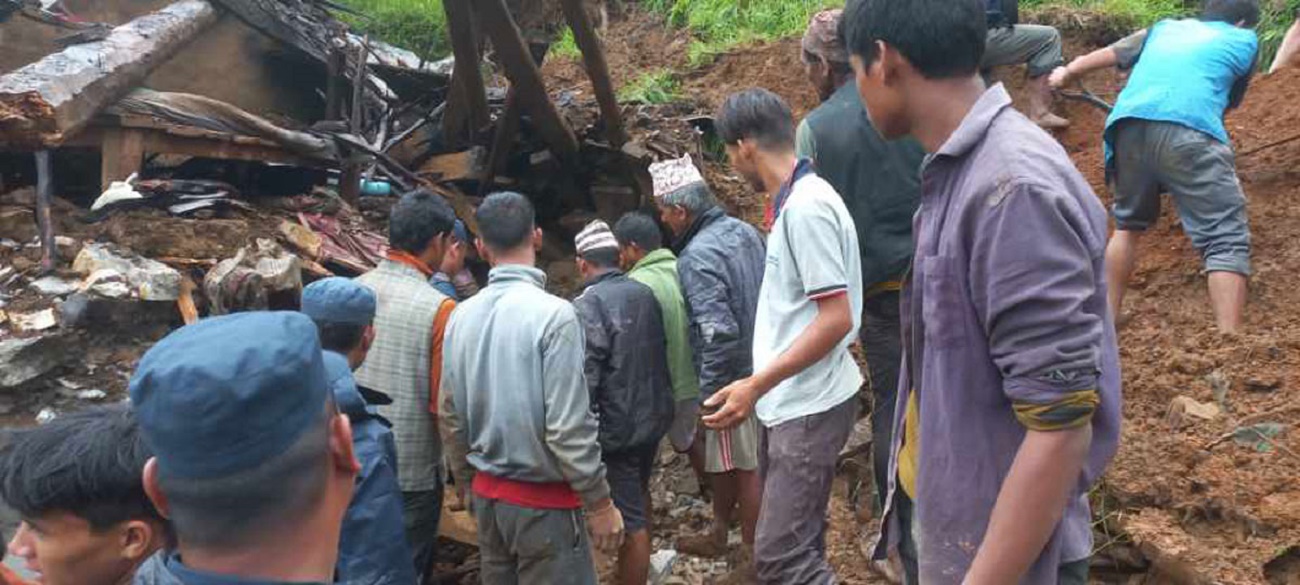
[861,290,903,511]
[894,489,1090,585]
[402,484,443,583]
[755,397,858,584]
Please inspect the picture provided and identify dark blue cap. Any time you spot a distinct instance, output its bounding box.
[453,220,469,244]
[301,277,377,325]
[129,312,330,480]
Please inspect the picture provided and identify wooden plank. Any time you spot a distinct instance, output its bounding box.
[442,0,489,146]
[100,128,145,191]
[479,88,522,197]
[476,0,579,165]
[0,0,218,149]
[416,148,487,182]
[559,0,628,147]
[34,151,55,274]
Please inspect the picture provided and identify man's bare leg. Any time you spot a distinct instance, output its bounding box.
[1207,271,1247,334]
[677,472,735,557]
[1106,230,1142,323]
[734,469,762,548]
[617,529,651,585]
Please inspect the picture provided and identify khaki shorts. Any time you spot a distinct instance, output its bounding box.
[704,413,759,473]
[668,398,699,453]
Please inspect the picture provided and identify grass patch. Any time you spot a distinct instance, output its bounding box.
[552,28,583,60]
[641,0,844,65]
[330,0,450,61]
[618,70,681,104]
[1022,0,1189,26]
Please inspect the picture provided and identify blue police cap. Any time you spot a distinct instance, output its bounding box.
[129,312,330,480]
[301,277,377,326]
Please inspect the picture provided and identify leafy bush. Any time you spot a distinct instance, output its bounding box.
[618,70,681,103]
[331,0,450,60]
[639,0,843,65]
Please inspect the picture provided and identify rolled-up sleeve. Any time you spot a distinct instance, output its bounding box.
[541,308,610,506]
[968,180,1103,431]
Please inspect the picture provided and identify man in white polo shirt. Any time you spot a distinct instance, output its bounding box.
[703,88,862,585]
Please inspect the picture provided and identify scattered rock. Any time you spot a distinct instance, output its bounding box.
[35,408,57,424]
[54,236,81,258]
[0,335,69,388]
[1206,370,1231,406]
[10,256,34,273]
[83,269,132,299]
[0,208,36,242]
[1167,396,1221,429]
[76,389,107,401]
[73,243,182,301]
[1244,376,1281,393]
[1169,351,1213,375]
[649,550,680,585]
[29,275,80,296]
[10,308,57,332]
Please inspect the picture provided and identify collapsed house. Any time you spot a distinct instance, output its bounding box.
[0,0,662,276]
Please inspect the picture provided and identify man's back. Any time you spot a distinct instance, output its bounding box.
[355,260,448,492]
[443,265,605,495]
[677,207,766,394]
[1109,19,1257,145]
[574,272,674,454]
[799,82,924,292]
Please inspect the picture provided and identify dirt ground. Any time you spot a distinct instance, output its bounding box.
[542,6,1300,584]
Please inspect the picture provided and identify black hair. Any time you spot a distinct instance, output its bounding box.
[613,212,663,252]
[476,192,537,251]
[843,0,987,79]
[714,88,796,151]
[0,405,162,532]
[389,189,457,254]
[158,407,331,548]
[580,247,621,269]
[1201,0,1259,27]
[316,321,367,353]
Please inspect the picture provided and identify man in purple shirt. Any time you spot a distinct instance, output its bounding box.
[841,0,1122,583]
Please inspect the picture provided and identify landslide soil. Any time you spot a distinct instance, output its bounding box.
[546,9,1300,584]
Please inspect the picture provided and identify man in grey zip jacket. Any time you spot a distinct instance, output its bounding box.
[439,192,624,584]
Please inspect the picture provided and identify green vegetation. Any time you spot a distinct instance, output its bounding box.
[1022,0,1188,27]
[618,70,681,104]
[553,28,583,60]
[331,0,449,60]
[639,0,844,66]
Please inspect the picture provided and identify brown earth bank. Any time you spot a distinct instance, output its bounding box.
[543,7,1300,584]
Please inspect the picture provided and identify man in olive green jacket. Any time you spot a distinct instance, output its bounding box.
[614,212,706,480]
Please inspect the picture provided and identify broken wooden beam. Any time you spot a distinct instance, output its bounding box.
[417,148,487,182]
[476,0,580,165]
[559,0,628,147]
[34,151,55,274]
[442,0,489,146]
[0,0,218,149]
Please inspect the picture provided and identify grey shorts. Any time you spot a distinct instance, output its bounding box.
[704,412,760,473]
[668,398,699,453]
[1109,119,1252,275]
[476,499,598,585]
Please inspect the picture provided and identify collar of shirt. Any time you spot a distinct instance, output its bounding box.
[487,264,548,289]
[672,206,724,253]
[581,269,624,290]
[767,158,816,227]
[632,248,675,273]
[933,83,1015,161]
[165,553,327,585]
[386,250,434,278]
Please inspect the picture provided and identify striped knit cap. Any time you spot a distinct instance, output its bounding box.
[575,220,619,254]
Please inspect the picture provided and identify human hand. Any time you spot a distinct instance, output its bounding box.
[701,377,760,430]
[1048,66,1071,90]
[585,499,625,553]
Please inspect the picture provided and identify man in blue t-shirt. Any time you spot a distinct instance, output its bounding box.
[1050,0,1260,334]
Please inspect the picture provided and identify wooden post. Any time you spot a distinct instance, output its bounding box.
[479,88,521,197]
[34,151,56,274]
[559,0,628,147]
[325,46,346,121]
[476,0,580,165]
[442,0,489,144]
[100,128,145,190]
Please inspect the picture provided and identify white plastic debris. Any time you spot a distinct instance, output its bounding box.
[90,173,143,211]
[35,408,57,425]
[76,389,107,401]
[649,550,680,585]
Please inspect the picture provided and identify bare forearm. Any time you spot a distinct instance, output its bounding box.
[751,295,853,395]
[1064,48,1119,79]
[964,425,1092,585]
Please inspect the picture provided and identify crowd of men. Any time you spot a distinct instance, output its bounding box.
[0,0,1278,583]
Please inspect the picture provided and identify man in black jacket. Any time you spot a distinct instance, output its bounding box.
[572,220,674,585]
